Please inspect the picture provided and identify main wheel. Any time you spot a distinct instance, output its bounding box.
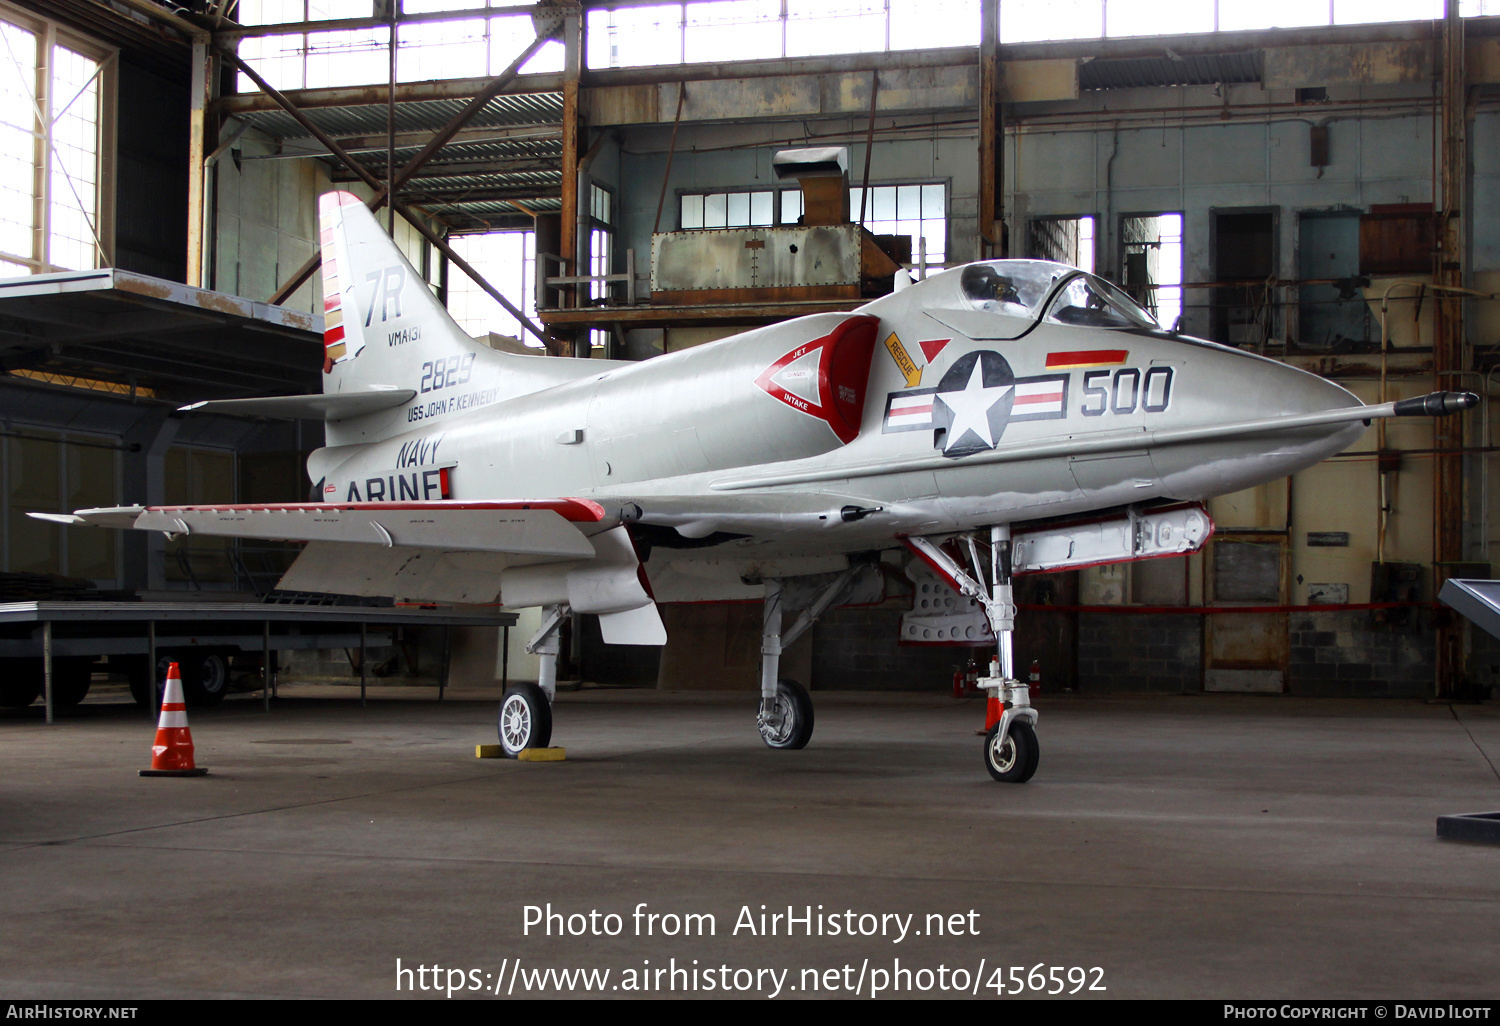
[759,678,814,750]
[984,720,1039,783]
[180,652,230,707]
[497,682,552,758]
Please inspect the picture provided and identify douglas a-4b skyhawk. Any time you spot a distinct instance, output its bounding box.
[36,192,1475,781]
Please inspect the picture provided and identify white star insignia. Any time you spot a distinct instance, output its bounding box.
[939,360,1012,452]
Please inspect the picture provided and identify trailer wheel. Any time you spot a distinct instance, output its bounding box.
[0,660,42,709]
[0,658,89,708]
[126,654,175,708]
[180,652,231,706]
[51,658,93,707]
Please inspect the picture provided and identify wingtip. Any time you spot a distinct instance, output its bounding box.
[26,512,85,525]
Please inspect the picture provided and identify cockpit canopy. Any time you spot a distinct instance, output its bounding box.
[958,260,1160,332]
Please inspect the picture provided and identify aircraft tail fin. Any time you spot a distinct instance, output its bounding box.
[318,192,492,391]
[310,192,608,447]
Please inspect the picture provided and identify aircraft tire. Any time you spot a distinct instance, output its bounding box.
[498,682,552,757]
[759,678,814,750]
[984,720,1038,783]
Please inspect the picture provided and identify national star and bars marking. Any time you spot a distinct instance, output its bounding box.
[882,372,1070,433]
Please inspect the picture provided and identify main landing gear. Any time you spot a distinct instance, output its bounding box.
[496,603,566,757]
[906,525,1040,783]
[754,568,864,751]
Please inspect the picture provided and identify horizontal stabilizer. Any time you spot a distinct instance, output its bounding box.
[179,388,416,420]
[45,499,605,558]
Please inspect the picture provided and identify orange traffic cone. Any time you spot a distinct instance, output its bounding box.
[139,662,208,777]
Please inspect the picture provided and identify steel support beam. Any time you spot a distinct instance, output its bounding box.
[186,40,210,288]
[215,73,567,115]
[393,200,553,349]
[213,5,542,42]
[558,10,582,328]
[309,125,562,158]
[1435,0,1468,697]
[246,25,560,307]
[329,157,560,181]
[386,29,559,197]
[978,0,1001,258]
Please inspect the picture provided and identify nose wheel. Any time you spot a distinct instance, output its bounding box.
[984,719,1038,782]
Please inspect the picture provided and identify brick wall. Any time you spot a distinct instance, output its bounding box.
[1076,613,1203,693]
[1287,610,1434,697]
[813,607,978,691]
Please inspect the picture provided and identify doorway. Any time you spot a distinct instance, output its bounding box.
[1210,207,1278,347]
[1297,210,1368,349]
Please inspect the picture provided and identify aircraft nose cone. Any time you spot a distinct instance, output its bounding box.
[1152,346,1368,502]
[1241,353,1367,457]
[1256,354,1363,420]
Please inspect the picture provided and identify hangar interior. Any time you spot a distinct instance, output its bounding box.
[5,0,1500,702]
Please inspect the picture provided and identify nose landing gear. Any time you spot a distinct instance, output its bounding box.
[905,524,1041,782]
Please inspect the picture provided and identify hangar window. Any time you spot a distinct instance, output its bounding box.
[779,182,947,268]
[0,5,113,275]
[680,189,778,230]
[589,183,613,350]
[1209,207,1276,348]
[1120,213,1183,332]
[235,1,562,93]
[587,0,980,69]
[4,431,119,583]
[1028,216,1095,273]
[851,183,947,267]
[445,229,542,347]
[1000,0,1447,43]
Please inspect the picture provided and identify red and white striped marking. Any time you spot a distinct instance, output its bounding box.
[1013,379,1066,416]
[886,393,935,428]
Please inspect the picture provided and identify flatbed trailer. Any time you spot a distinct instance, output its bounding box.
[0,601,516,722]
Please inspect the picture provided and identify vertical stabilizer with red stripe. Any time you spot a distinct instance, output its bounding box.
[317,191,493,394]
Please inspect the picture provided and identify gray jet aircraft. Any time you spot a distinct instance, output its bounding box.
[37,191,1475,781]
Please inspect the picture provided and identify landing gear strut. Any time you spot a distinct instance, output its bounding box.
[907,525,1040,782]
[755,568,863,750]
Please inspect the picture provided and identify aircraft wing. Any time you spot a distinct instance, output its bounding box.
[31,498,677,643]
[33,499,605,558]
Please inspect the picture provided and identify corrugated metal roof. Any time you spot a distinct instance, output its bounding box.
[1079,51,1262,90]
[237,92,564,140]
[235,89,565,215]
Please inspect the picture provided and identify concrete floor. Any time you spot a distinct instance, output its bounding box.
[2,684,1498,1000]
